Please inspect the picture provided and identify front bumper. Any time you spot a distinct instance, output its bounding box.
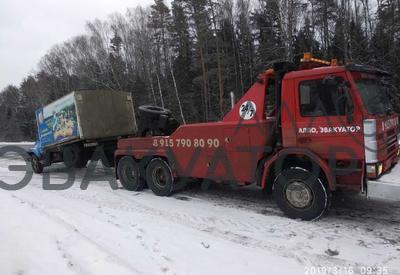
[366,148,399,179]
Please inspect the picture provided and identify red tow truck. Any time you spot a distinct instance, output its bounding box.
[115,54,400,220]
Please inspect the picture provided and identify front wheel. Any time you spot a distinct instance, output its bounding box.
[146,158,174,196]
[273,167,330,221]
[31,156,43,174]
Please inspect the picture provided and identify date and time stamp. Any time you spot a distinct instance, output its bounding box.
[304,266,390,275]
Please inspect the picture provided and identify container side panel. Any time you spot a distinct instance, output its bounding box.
[75,90,137,140]
[36,93,80,147]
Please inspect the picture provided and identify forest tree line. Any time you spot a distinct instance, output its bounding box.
[1,0,400,141]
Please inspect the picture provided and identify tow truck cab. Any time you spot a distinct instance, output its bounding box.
[278,60,399,189]
[115,54,399,220]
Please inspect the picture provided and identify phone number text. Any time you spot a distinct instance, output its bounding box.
[153,138,220,148]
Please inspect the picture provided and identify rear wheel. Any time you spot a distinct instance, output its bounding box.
[146,158,174,196]
[117,156,146,191]
[273,167,330,221]
[75,154,88,168]
[101,152,115,168]
[31,156,43,174]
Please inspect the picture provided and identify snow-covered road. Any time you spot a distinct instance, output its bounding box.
[1,150,400,275]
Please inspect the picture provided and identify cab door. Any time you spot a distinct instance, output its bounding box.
[294,73,365,175]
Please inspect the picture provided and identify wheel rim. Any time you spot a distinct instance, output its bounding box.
[71,150,77,161]
[64,148,77,165]
[124,164,137,182]
[285,180,313,209]
[152,167,167,188]
[32,158,40,170]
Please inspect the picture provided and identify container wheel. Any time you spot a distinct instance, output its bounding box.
[146,158,174,196]
[101,152,115,168]
[117,156,146,191]
[273,167,330,221]
[31,156,43,174]
[63,144,87,168]
[75,154,89,168]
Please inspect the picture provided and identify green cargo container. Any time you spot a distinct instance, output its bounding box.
[30,90,137,173]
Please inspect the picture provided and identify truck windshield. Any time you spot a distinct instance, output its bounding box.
[355,78,394,115]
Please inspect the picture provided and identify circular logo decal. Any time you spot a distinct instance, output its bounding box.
[239,101,256,120]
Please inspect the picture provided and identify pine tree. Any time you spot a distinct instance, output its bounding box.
[149,0,172,108]
[236,0,255,94]
[252,0,283,69]
[109,28,126,91]
[170,0,197,122]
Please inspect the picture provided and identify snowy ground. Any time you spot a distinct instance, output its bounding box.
[1,146,400,275]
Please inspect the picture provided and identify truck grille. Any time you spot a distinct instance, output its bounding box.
[383,128,398,158]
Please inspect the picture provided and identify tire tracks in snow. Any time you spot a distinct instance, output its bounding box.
[10,169,400,274]
[8,193,143,275]
[49,187,400,274]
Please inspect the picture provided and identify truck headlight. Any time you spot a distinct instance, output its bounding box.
[366,163,383,178]
[366,164,376,174]
[377,163,383,176]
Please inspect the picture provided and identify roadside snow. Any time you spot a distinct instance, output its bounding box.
[1,152,400,275]
[0,142,34,145]
[377,161,400,184]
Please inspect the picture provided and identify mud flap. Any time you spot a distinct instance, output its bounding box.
[368,163,400,201]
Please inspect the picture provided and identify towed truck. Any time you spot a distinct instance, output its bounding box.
[29,90,137,173]
[115,53,400,220]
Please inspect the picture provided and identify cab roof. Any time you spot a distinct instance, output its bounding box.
[283,65,346,80]
[264,54,390,81]
[283,64,390,80]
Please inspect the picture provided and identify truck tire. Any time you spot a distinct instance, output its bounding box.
[117,156,146,191]
[63,145,88,169]
[146,158,174,196]
[75,155,89,168]
[31,156,43,174]
[101,152,115,168]
[273,167,330,221]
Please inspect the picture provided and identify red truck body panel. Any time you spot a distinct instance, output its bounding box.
[116,64,399,191]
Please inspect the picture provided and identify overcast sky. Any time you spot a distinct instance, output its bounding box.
[0,0,156,92]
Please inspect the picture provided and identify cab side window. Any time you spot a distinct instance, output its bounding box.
[299,78,349,117]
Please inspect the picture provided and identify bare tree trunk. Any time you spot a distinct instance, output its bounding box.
[310,2,315,54]
[156,73,165,108]
[354,0,358,26]
[199,48,209,121]
[278,0,295,61]
[288,0,294,61]
[168,57,186,124]
[226,7,240,95]
[361,0,370,38]
[208,0,225,117]
[237,45,245,95]
[323,0,330,56]
[341,0,349,62]
[147,66,157,105]
[147,49,159,106]
[346,0,352,61]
